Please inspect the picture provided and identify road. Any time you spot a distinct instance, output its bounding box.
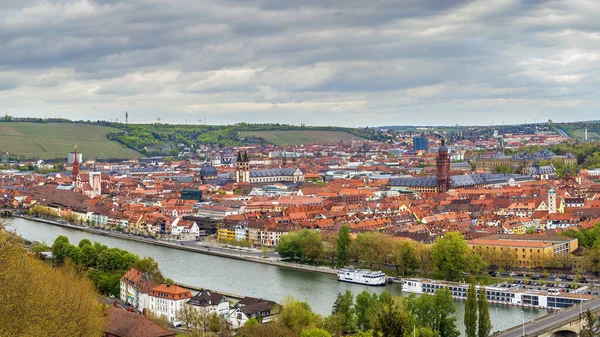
[555,127,569,138]
[497,298,600,337]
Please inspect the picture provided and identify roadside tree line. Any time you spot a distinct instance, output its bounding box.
[276,227,487,280]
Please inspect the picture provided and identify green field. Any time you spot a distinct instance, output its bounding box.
[574,128,600,140]
[239,130,367,145]
[0,123,142,160]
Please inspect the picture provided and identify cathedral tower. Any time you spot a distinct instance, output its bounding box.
[436,139,451,193]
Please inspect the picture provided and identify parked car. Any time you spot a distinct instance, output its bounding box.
[109,294,116,299]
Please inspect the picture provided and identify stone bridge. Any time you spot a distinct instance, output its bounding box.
[495,298,600,337]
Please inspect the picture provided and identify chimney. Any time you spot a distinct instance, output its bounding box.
[113,301,119,308]
[142,309,147,317]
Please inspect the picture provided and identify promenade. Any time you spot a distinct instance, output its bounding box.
[14,215,338,276]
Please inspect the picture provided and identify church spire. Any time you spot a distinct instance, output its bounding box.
[72,145,80,186]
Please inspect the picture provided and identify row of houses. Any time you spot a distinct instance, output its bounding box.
[120,268,278,329]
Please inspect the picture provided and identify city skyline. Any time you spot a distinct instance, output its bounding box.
[1,0,598,126]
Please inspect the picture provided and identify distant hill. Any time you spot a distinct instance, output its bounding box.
[238,130,368,145]
[0,123,142,160]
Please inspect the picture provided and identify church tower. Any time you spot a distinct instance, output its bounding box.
[281,149,287,168]
[72,145,81,189]
[548,188,557,214]
[235,151,250,183]
[292,149,297,166]
[436,139,451,193]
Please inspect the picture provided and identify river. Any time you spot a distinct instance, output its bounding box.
[6,217,548,334]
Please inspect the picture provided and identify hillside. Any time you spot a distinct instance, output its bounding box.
[238,130,367,145]
[0,123,142,160]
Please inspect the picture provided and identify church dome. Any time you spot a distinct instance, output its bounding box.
[200,165,218,179]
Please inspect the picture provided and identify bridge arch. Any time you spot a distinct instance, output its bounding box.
[551,330,578,337]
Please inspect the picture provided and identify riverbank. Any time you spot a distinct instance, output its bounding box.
[13,215,338,276]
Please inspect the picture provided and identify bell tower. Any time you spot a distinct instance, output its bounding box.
[72,145,82,190]
[436,139,451,193]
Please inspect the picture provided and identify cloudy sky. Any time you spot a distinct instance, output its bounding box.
[1,0,598,126]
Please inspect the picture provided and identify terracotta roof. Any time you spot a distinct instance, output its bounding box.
[104,307,175,337]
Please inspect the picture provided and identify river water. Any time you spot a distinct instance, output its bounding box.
[6,217,548,334]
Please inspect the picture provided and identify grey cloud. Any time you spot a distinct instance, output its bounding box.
[0,0,598,125]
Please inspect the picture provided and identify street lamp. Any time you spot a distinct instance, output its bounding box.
[522,310,525,337]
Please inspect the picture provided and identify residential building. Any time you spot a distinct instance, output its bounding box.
[187,289,230,317]
[148,284,193,325]
[120,268,158,311]
[228,297,278,329]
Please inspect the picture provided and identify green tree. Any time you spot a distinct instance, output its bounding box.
[244,317,260,328]
[208,312,221,333]
[336,225,351,266]
[278,297,321,333]
[371,296,411,337]
[407,288,459,337]
[80,244,98,268]
[78,238,92,249]
[277,233,302,260]
[431,232,476,280]
[355,290,378,331]
[477,288,492,337]
[331,291,355,333]
[298,229,324,263]
[300,328,332,337]
[132,257,166,284]
[322,314,343,336]
[432,288,459,337]
[51,235,71,263]
[392,239,417,276]
[464,281,477,337]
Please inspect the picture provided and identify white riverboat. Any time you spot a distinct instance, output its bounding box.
[337,268,386,286]
[401,278,593,310]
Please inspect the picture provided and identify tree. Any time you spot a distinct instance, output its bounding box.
[331,291,355,333]
[0,229,105,337]
[355,290,378,331]
[323,235,337,265]
[355,232,391,268]
[78,238,92,248]
[80,244,98,268]
[464,281,477,337]
[244,318,260,328]
[208,312,221,333]
[477,288,492,337]
[432,288,459,337]
[391,239,417,276]
[51,235,71,263]
[176,304,199,331]
[278,297,321,334]
[132,256,166,284]
[300,328,332,337]
[581,309,600,337]
[298,230,324,263]
[407,288,459,337]
[336,225,351,266]
[371,296,411,337]
[277,233,302,260]
[431,232,473,280]
[322,314,343,336]
[416,243,433,276]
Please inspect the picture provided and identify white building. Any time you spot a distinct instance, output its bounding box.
[187,289,230,317]
[148,284,193,326]
[119,268,158,311]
